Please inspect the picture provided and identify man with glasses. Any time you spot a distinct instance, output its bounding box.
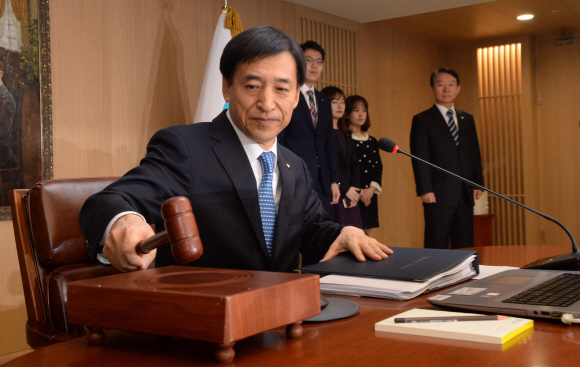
[278,41,340,215]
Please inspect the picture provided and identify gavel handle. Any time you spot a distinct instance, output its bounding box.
[136,230,168,255]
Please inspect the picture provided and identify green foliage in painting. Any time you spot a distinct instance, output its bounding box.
[20,19,39,82]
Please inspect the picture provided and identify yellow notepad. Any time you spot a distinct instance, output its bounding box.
[375,308,533,345]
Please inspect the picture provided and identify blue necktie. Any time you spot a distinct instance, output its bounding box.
[258,152,276,258]
[446,109,459,146]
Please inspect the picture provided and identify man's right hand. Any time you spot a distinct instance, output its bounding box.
[103,214,156,272]
[420,192,436,204]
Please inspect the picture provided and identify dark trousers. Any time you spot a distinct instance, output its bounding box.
[423,195,474,249]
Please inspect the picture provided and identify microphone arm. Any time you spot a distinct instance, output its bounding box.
[379,138,580,270]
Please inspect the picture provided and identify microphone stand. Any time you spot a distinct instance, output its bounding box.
[382,139,580,271]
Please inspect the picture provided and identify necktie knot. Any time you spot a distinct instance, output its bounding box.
[259,151,275,174]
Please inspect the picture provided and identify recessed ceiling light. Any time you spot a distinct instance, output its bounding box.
[517,14,534,20]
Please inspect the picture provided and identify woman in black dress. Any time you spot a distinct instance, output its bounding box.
[342,95,383,235]
[320,86,363,227]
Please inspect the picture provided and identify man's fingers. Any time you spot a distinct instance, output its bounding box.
[347,244,366,262]
[103,244,139,272]
[321,227,393,264]
[139,249,157,270]
[359,240,391,260]
[106,216,155,272]
[320,249,337,262]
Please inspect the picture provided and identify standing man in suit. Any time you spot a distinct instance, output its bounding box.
[410,68,484,249]
[278,41,340,215]
[80,26,392,273]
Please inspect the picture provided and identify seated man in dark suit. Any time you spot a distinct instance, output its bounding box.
[278,40,340,215]
[80,26,392,273]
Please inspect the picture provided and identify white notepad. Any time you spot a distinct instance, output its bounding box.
[375,308,533,345]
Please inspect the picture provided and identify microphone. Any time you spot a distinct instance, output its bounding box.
[378,137,580,271]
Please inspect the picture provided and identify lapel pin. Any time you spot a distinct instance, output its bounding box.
[286,163,290,168]
[461,116,464,119]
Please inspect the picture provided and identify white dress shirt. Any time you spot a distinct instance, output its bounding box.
[435,103,458,132]
[301,84,317,114]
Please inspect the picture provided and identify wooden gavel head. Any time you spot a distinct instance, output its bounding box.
[136,196,203,264]
[161,196,203,263]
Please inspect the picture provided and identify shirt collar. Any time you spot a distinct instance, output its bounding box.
[435,103,456,118]
[226,110,278,166]
[351,132,369,141]
[301,84,315,95]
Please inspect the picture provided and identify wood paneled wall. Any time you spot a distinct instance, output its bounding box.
[298,18,358,96]
[0,221,25,355]
[535,32,580,248]
[446,34,544,248]
[477,43,526,247]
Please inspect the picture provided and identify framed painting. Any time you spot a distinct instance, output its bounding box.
[0,0,51,220]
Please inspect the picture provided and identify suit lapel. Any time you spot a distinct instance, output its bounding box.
[455,109,467,144]
[271,147,295,260]
[315,89,328,128]
[210,113,268,256]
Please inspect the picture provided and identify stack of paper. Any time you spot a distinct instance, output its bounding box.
[375,308,534,345]
[319,255,476,300]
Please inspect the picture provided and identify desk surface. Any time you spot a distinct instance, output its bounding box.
[6,246,580,367]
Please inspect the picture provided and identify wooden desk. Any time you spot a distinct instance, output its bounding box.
[6,246,579,367]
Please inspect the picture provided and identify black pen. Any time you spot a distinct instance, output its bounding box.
[394,315,508,323]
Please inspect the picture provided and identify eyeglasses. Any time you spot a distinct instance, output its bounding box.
[305,58,324,65]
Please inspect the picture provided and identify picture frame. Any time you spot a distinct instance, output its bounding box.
[0,0,51,220]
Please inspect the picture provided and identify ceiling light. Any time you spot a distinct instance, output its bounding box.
[517,14,534,20]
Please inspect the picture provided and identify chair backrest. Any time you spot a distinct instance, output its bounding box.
[11,177,119,347]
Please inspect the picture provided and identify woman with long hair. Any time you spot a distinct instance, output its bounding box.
[342,95,383,235]
[320,86,363,227]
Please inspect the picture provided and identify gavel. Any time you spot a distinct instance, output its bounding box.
[135,196,203,263]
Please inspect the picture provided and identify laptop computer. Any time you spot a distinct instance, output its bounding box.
[427,269,580,320]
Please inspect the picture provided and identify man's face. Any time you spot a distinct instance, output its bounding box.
[430,72,461,108]
[223,51,300,150]
[303,49,324,85]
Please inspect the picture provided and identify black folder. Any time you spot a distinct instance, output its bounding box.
[298,247,479,282]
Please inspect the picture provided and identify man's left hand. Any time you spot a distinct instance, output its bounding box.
[474,189,483,200]
[321,226,393,262]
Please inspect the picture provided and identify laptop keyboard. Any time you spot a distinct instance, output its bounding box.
[502,273,580,308]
